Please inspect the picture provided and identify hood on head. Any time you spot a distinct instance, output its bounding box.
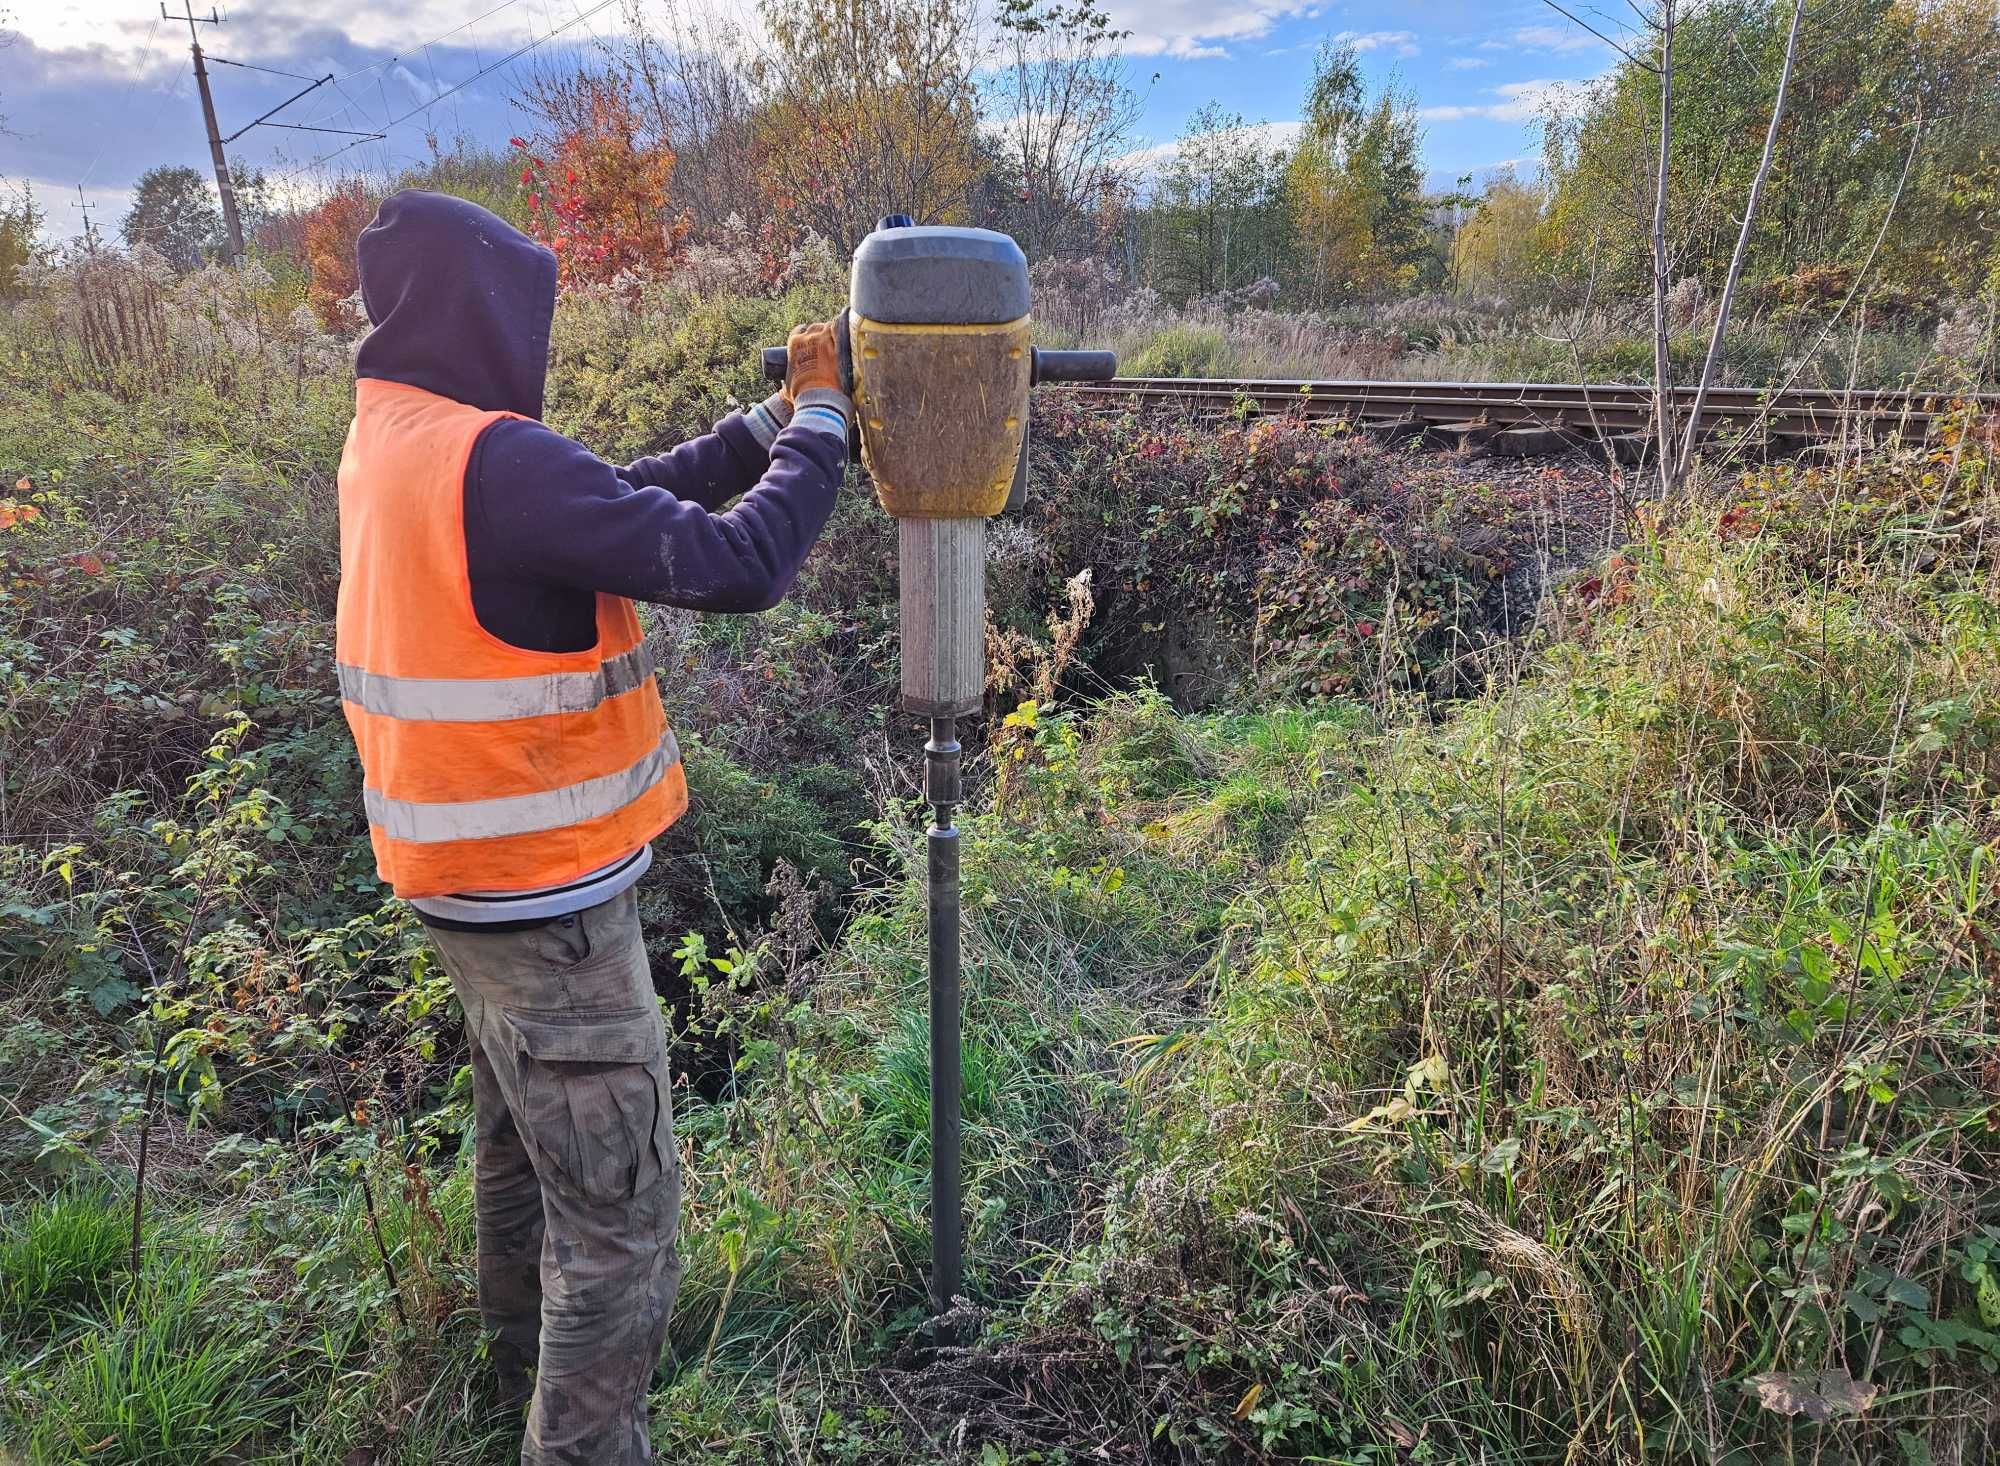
[354,190,559,419]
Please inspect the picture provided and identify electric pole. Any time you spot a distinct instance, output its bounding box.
[163,3,245,266]
[77,186,100,254]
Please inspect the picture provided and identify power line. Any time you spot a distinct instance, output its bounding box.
[207,55,321,81]
[329,0,530,83]
[221,72,341,143]
[275,0,621,181]
[296,0,529,131]
[76,12,172,192]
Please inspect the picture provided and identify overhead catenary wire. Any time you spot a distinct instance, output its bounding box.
[207,55,321,81]
[76,12,174,193]
[273,0,622,182]
[327,0,531,84]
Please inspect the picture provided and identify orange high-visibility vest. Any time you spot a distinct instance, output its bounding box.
[334,378,687,900]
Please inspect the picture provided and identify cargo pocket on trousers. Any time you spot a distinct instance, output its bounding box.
[505,1009,670,1206]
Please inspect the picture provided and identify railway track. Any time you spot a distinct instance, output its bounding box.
[1061,376,1998,461]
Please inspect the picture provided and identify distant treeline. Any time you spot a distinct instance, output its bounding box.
[4,0,1995,323]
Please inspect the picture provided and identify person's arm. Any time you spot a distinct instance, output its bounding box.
[616,393,795,511]
[468,405,846,614]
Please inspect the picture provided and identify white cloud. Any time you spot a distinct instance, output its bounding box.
[390,63,447,105]
[11,0,562,67]
[1101,1,1321,60]
[1333,29,1419,57]
[1504,22,1608,54]
[1419,78,1595,125]
[1448,56,1491,71]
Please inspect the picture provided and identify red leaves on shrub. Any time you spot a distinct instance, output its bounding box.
[1716,502,1763,541]
[514,69,688,289]
[1576,553,1636,609]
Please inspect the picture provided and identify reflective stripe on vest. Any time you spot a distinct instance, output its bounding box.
[363,730,682,844]
[337,643,655,722]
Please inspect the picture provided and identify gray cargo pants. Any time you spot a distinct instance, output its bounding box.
[425,887,682,1466]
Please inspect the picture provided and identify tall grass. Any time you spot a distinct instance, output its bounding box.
[1035,281,1984,391]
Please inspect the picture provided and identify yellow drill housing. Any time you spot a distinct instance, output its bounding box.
[850,314,1034,520]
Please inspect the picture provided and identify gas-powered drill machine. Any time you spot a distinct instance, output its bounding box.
[763,215,1116,1329]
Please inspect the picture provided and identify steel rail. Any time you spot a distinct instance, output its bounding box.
[1058,376,1997,443]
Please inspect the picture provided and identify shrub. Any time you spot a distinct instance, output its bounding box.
[1121,321,1235,378]
[301,182,378,330]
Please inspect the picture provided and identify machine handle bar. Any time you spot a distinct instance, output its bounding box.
[760,343,1119,387]
[1029,348,1116,384]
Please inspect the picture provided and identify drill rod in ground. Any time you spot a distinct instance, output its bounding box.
[926,714,963,1335]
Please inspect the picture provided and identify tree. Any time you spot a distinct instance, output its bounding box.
[985,0,1143,261]
[1145,104,1289,303]
[1541,0,2000,301]
[515,63,690,288]
[751,0,983,253]
[121,165,221,272]
[616,0,764,248]
[1282,43,1429,304]
[0,180,42,299]
[1451,171,1547,294]
[229,161,275,245]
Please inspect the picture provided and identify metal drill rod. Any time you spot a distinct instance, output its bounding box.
[924,715,963,1335]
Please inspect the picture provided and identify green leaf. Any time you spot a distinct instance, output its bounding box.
[1481,1137,1522,1173]
[1884,1275,1931,1311]
[86,976,141,1016]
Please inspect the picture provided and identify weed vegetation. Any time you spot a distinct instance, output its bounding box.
[1034,281,1995,395]
[2,250,1996,1464]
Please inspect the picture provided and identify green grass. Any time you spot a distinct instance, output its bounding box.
[3,248,1996,1461]
[23,1247,288,1464]
[0,1188,129,1339]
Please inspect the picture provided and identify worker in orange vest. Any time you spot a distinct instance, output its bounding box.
[334,191,848,1465]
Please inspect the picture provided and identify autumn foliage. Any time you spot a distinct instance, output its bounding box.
[513,69,689,289]
[302,182,379,330]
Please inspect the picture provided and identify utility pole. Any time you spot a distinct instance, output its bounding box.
[163,2,244,266]
[77,186,100,254]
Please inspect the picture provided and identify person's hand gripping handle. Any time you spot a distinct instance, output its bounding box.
[762,310,854,398]
[773,311,855,454]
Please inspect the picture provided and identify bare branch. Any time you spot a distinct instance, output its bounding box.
[1649,0,1677,498]
[1675,0,1806,482]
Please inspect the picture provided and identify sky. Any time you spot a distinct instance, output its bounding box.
[0,0,1623,245]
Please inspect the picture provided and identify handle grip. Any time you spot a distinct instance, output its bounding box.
[1030,348,1117,384]
[763,341,1119,386]
[760,311,857,392]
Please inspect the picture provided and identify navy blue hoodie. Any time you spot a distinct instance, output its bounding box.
[354,190,846,654]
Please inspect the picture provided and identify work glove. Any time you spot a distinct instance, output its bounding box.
[785,315,853,447]
[784,317,847,398]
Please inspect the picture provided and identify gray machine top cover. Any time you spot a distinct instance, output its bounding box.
[849,225,1031,325]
